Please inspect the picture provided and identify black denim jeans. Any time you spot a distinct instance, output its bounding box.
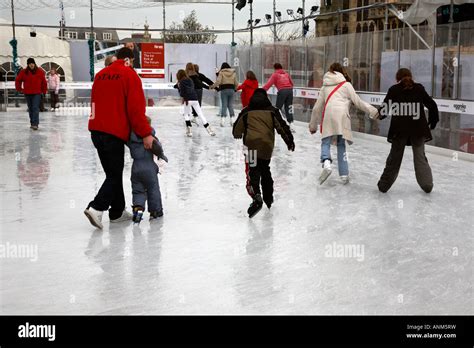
[88,131,126,219]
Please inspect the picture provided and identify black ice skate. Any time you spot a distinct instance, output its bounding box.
[247,194,263,218]
[150,210,164,220]
[263,195,274,209]
[132,206,144,224]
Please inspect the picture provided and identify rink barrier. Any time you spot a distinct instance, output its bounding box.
[1,82,474,116]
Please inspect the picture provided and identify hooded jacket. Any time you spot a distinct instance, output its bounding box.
[310,71,378,144]
[233,89,295,160]
[262,69,294,91]
[15,67,47,95]
[237,79,259,107]
[214,68,238,90]
[177,78,198,101]
[381,82,439,145]
[88,59,152,142]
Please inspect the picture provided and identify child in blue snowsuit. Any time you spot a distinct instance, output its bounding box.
[128,117,168,222]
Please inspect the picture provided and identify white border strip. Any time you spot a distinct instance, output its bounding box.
[2,82,473,115]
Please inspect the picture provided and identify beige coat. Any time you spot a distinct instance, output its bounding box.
[212,68,238,89]
[309,71,378,144]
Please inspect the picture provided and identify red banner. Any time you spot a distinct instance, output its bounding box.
[140,43,165,78]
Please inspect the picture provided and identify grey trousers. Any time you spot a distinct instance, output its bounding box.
[132,169,163,212]
[276,88,294,123]
[378,134,433,193]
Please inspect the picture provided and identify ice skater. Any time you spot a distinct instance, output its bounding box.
[212,63,238,127]
[233,88,295,218]
[309,62,378,185]
[15,58,47,130]
[176,69,215,137]
[237,70,259,108]
[262,63,295,132]
[129,117,168,222]
[377,68,439,193]
[84,47,155,229]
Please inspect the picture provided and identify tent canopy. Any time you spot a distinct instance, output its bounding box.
[402,0,474,24]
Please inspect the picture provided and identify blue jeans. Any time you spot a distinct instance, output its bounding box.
[25,94,41,126]
[220,88,235,117]
[320,135,349,176]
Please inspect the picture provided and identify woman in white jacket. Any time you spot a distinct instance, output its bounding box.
[47,68,60,111]
[309,63,378,185]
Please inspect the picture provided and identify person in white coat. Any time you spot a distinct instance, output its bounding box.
[309,63,379,185]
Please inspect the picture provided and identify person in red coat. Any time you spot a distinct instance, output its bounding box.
[84,47,154,229]
[237,70,259,108]
[15,58,47,130]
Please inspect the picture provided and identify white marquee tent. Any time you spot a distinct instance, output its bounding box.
[0,19,72,81]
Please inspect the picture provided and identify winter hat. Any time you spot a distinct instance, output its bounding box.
[27,58,36,65]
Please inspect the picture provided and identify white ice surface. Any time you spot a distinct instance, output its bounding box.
[0,107,473,315]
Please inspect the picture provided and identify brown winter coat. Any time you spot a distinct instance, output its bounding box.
[233,90,294,160]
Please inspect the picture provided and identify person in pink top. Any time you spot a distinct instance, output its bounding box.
[262,63,295,132]
[47,68,60,111]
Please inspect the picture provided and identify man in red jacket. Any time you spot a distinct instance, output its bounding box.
[15,58,47,130]
[84,47,154,229]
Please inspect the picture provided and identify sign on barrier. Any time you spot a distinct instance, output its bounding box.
[1,82,473,115]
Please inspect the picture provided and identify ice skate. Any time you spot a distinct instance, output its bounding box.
[110,209,133,223]
[132,206,144,224]
[319,160,332,185]
[150,210,164,220]
[229,117,234,126]
[263,194,274,209]
[340,175,349,185]
[84,207,103,229]
[220,118,225,127]
[248,194,263,218]
[206,125,216,136]
[191,117,200,127]
[186,126,193,137]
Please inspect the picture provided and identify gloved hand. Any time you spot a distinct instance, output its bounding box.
[430,121,437,130]
[55,90,59,95]
[288,142,295,152]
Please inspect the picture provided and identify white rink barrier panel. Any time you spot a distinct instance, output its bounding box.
[2,82,474,116]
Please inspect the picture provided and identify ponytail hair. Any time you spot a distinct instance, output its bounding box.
[329,62,352,83]
[396,68,414,89]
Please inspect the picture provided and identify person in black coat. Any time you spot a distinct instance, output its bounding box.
[176,69,215,137]
[377,68,439,193]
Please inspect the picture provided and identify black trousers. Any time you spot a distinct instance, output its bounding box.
[192,89,203,117]
[245,156,273,202]
[88,131,126,219]
[378,134,433,193]
[50,91,59,109]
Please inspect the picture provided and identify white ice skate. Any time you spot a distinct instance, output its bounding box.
[229,117,234,126]
[340,175,350,185]
[319,160,332,185]
[186,126,193,137]
[84,207,104,229]
[110,210,133,223]
[206,125,216,136]
[220,118,225,127]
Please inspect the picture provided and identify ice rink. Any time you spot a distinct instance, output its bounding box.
[1,107,473,315]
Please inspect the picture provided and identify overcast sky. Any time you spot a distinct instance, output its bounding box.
[0,0,321,44]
